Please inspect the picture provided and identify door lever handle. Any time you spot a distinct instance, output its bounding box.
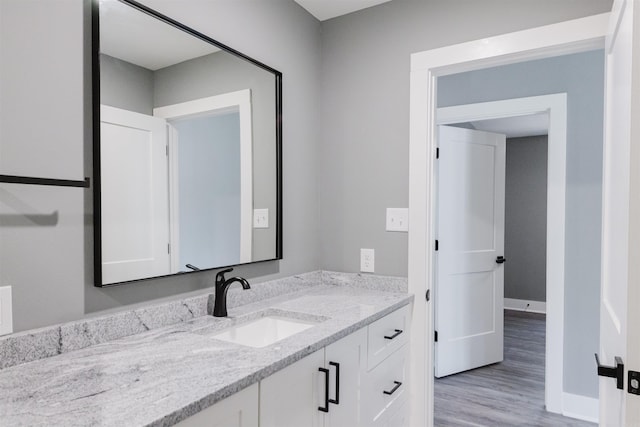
[595,353,624,390]
[496,256,506,264]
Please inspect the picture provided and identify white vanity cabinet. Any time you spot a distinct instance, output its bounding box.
[361,305,410,427]
[174,383,259,427]
[174,305,410,427]
[260,328,367,427]
[261,305,410,427]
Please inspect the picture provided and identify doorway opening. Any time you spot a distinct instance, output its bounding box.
[431,110,589,425]
[433,95,566,414]
[407,13,608,426]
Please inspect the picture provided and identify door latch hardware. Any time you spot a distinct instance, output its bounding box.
[496,256,506,264]
[629,371,640,395]
[595,353,624,390]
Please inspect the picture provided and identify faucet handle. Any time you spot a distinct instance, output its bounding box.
[216,267,234,284]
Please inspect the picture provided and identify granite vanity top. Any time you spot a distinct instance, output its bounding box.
[0,273,412,427]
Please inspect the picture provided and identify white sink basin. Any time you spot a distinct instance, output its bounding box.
[212,316,317,348]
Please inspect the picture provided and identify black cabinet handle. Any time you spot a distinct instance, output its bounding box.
[384,329,403,340]
[383,381,403,395]
[329,362,340,405]
[496,256,506,264]
[318,367,330,412]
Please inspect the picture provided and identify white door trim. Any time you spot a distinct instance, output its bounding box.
[408,13,609,426]
[437,93,567,413]
[154,89,254,264]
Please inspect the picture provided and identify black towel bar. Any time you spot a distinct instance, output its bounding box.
[0,174,90,188]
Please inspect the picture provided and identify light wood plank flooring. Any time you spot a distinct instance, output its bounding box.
[434,310,596,427]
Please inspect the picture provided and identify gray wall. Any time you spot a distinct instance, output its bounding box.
[504,136,548,302]
[319,0,610,277]
[100,54,153,115]
[319,0,609,401]
[175,113,241,268]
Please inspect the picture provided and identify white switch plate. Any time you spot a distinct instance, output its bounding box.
[360,248,375,273]
[386,208,409,232]
[0,286,13,336]
[253,208,269,229]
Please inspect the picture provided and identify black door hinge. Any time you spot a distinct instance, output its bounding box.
[435,330,438,342]
[426,289,431,301]
[436,147,440,159]
[435,240,439,251]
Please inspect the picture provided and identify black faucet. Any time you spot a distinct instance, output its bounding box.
[213,268,250,317]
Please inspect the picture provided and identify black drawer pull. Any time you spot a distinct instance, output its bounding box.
[318,367,330,412]
[384,329,403,340]
[329,362,340,405]
[383,381,402,395]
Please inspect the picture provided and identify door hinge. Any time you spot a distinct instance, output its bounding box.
[426,289,431,301]
[435,330,438,342]
[436,147,440,159]
[167,243,171,254]
[166,145,169,156]
[435,240,439,251]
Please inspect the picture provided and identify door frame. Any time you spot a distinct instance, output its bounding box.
[408,13,609,426]
[154,89,254,266]
[436,93,566,411]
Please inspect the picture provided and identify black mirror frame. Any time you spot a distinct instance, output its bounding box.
[92,0,283,287]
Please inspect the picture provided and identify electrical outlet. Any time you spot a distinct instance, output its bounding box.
[386,208,409,232]
[360,248,375,273]
[0,286,13,336]
[253,208,269,229]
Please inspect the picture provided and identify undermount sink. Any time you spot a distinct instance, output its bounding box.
[212,315,318,348]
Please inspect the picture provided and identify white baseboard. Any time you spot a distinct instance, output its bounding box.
[504,298,546,314]
[562,392,598,423]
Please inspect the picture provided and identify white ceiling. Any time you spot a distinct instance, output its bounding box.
[294,0,394,21]
[466,113,549,138]
[100,0,220,71]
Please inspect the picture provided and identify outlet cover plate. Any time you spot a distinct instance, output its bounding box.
[360,248,375,273]
[0,286,13,336]
[386,208,409,232]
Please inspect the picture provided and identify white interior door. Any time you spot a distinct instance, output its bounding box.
[100,105,171,284]
[599,0,640,424]
[435,125,506,378]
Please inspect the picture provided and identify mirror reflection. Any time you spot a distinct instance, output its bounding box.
[96,0,281,286]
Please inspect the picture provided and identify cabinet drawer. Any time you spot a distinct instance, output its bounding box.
[361,344,408,426]
[367,305,409,370]
[373,398,409,427]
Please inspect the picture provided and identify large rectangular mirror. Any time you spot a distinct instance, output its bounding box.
[93,0,282,287]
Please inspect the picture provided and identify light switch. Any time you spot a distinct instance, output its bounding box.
[0,286,13,336]
[386,208,409,232]
[253,208,269,228]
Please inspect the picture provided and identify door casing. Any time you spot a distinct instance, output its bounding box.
[408,13,609,427]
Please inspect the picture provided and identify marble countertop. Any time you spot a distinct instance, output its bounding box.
[0,283,412,426]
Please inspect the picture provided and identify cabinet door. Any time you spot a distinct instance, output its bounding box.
[324,328,367,427]
[260,349,325,427]
[174,383,258,427]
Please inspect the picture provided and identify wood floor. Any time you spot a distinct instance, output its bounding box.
[434,310,596,427]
